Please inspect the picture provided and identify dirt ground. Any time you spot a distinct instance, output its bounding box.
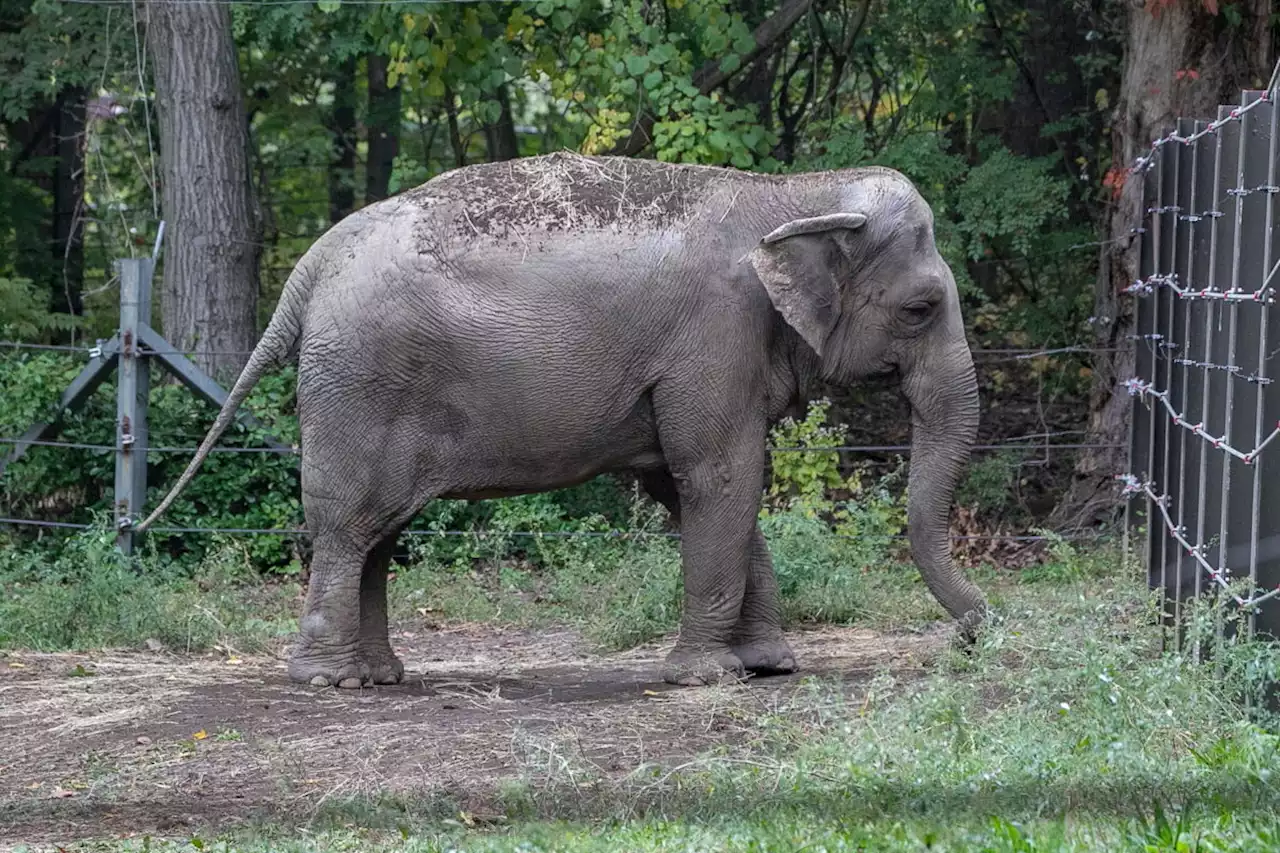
[0,621,952,848]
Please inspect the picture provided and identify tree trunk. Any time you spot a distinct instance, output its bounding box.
[365,54,401,204]
[1049,0,1274,531]
[483,83,521,162]
[8,89,88,321]
[51,87,86,318]
[144,0,261,381]
[444,85,466,169]
[325,56,358,224]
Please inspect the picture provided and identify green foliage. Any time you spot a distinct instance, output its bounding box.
[763,398,847,507]
[0,277,79,339]
[0,354,306,571]
[0,520,297,651]
[956,451,1020,517]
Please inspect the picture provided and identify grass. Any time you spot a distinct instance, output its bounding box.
[5,507,1280,852]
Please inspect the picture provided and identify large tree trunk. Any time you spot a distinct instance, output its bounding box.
[144,0,261,381]
[365,54,401,203]
[325,56,358,224]
[1049,0,1273,531]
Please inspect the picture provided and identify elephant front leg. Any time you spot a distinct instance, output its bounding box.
[730,528,797,675]
[659,453,769,686]
[640,469,796,680]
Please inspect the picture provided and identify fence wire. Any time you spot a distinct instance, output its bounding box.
[0,515,1095,544]
[0,434,1121,456]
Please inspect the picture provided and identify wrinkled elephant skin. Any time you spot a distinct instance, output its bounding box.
[138,153,985,688]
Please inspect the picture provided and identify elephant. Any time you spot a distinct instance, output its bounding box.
[137,152,986,689]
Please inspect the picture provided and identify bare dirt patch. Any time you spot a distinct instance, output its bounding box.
[0,621,950,847]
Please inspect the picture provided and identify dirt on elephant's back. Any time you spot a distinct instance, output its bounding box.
[0,622,950,847]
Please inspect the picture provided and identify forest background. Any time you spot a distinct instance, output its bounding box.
[2,0,1278,575]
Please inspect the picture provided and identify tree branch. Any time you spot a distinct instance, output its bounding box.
[608,0,816,156]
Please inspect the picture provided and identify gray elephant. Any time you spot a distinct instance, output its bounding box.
[138,152,986,689]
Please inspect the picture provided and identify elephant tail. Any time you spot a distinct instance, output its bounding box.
[133,262,314,533]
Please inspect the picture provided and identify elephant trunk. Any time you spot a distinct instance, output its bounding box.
[902,342,986,638]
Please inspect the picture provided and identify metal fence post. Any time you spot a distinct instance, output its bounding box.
[114,258,153,554]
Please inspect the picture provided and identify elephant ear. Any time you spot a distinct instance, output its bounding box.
[746,213,868,357]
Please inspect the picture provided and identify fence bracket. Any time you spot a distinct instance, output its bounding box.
[2,257,289,554]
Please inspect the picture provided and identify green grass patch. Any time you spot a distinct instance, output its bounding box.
[0,520,298,653]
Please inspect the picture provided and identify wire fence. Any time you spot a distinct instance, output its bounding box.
[0,338,1119,360]
[0,325,1112,545]
[1120,83,1280,654]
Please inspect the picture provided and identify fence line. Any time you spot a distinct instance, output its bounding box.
[0,338,1121,360]
[0,434,1121,456]
[0,515,1096,544]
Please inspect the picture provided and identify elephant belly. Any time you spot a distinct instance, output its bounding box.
[431,391,667,500]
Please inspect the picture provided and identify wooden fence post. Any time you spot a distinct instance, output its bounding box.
[114,258,153,554]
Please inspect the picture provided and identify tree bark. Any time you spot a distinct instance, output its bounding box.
[1049,0,1274,531]
[144,0,261,381]
[483,83,521,162]
[365,54,401,203]
[325,56,358,224]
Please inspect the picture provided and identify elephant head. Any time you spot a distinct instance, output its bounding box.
[746,169,986,638]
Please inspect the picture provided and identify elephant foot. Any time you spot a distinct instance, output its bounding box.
[358,644,406,685]
[660,646,745,687]
[731,637,798,676]
[288,644,404,689]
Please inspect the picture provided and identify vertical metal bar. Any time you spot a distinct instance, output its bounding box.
[1201,104,1239,664]
[1186,119,1219,663]
[1131,157,1160,600]
[114,258,153,555]
[1142,146,1166,639]
[1213,92,1260,671]
[1247,92,1279,650]
[1170,118,1198,649]
[1152,136,1180,639]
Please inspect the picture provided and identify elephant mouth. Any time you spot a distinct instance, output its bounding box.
[860,364,901,389]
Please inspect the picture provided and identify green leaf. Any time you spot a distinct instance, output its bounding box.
[643,70,663,91]
[503,57,523,77]
[316,0,340,12]
[719,53,741,75]
[625,54,650,76]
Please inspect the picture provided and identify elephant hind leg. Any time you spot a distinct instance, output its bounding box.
[358,532,406,685]
[290,529,374,688]
[291,457,436,688]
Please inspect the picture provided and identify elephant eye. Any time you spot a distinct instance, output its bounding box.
[901,300,934,324]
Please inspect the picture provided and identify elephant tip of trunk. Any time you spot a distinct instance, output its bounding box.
[951,602,989,648]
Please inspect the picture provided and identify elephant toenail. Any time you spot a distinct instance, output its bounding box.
[309,676,330,687]
[337,677,363,690]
